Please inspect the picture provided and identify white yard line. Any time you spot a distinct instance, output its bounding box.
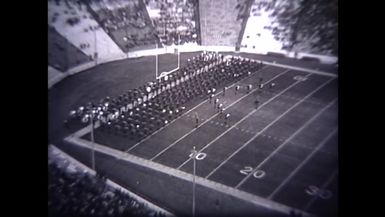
[303,169,338,211]
[176,72,309,169]
[267,128,338,200]
[150,69,290,161]
[235,97,337,189]
[124,65,272,153]
[206,77,335,179]
[63,136,315,217]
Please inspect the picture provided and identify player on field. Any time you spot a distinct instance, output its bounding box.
[195,112,199,128]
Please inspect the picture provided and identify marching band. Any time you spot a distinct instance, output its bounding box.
[65,52,264,141]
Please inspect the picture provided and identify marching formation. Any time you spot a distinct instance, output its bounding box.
[65,52,264,141]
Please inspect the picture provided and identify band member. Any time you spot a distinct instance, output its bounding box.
[209,93,214,103]
[235,85,240,95]
[195,112,199,128]
[69,110,77,119]
[214,98,219,108]
[218,103,223,113]
[247,84,253,93]
[219,108,224,118]
[224,113,230,125]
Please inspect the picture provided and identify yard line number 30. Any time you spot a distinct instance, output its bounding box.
[305,185,333,199]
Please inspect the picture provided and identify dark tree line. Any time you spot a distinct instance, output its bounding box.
[256,0,338,55]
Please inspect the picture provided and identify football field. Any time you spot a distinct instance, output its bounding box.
[64,61,338,217]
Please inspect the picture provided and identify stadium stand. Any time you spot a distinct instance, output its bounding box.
[48,25,91,71]
[48,150,167,217]
[240,1,285,54]
[88,0,159,52]
[48,0,125,65]
[144,0,200,46]
[199,0,250,47]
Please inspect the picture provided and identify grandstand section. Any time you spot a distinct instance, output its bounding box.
[144,0,200,46]
[88,0,159,52]
[48,25,91,71]
[240,1,284,54]
[48,0,126,63]
[199,0,251,47]
[48,145,173,217]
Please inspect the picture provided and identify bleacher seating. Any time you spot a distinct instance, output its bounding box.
[48,0,126,65]
[48,161,165,217]
[89,0,159,52]
[145,0,199,46]
[239,1,285,54]
[199,0,249,47]
[48,25,91,72]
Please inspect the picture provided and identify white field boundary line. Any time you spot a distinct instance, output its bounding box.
[235,97,338,189]
[176,72,311,169]
[303,169,338,211]
[206,77,335,179]
[71,121,101,138]
[124,65,272,153]
[64,136,315,217]
[268,128,338,200]
[149,69,291,161]
[48,145,175,217]
[261,61,337,78]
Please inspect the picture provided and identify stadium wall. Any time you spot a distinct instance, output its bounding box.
[48,66,66,89]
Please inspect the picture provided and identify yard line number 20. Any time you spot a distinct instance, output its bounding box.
[239,166,266,179]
